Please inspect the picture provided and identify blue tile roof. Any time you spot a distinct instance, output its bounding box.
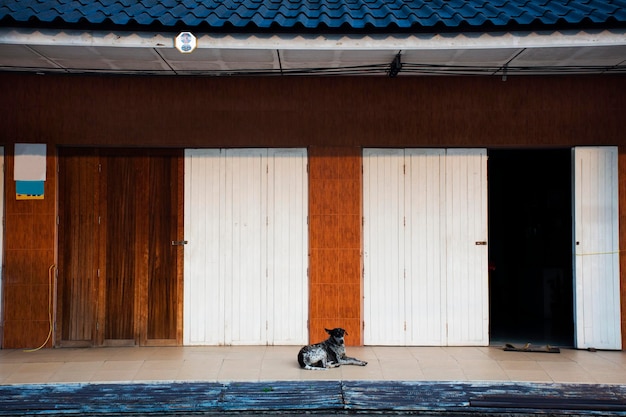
[1,0,625,32]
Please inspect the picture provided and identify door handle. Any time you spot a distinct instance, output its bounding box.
[475,241,487,245]
[171,240,188,246]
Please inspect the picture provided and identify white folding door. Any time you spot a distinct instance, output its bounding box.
[363,149,406,345]
[364,148,488,346]
[184,148,308,345]
[573,147,621,350]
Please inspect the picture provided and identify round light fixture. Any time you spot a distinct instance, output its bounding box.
[175,32,197,53]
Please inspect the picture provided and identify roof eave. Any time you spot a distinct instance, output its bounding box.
[1,27,626,51]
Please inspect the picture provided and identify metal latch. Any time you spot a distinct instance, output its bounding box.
[475,241,487,245]
[171,240,188,246]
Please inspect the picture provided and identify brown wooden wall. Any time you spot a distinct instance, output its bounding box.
[309,146,363,345]
[2,146,56,349]
[1,74,623,149]
[0,73,625,349]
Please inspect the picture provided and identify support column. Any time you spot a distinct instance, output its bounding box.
[308,146,363,346]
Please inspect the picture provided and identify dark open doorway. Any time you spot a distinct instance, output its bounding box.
[488,149,574,347]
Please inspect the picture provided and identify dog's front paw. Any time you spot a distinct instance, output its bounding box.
[360,361,368,366]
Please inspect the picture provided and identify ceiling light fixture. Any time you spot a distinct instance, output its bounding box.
[175,32,197,53]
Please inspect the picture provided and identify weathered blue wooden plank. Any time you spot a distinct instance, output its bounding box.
[0,382,224,415]
[343,381,471,411]
[0,381,624,416]
[343,381,626,414]
[220,381,343,411]
[470,383,626,412]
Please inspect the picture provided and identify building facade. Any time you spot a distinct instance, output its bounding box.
[0,74,624,349]
[0,0,625,350]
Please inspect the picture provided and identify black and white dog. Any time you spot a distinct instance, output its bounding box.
[297,328,368,370]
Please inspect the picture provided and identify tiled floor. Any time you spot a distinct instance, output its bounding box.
[1,345,625,385]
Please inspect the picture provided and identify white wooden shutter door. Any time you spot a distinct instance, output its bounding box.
[266,148,308,345]
[184,149,225,345]
[573,146,621,350]
[445,149,489,346]
[225,149,268,345]
[184,148,307,345]
[404,149,447,345]
[364,148,489,346]
[363,149,406,345]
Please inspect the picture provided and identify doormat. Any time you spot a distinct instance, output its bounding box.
[504,343,561,353]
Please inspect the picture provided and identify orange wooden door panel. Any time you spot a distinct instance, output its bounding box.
[57,148,182,347]
[57,148,100,345]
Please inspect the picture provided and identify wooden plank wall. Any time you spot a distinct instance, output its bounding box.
[1,74,623,149]
[2,146,56,348]
[309,146,363,345]
[0,73,625,348]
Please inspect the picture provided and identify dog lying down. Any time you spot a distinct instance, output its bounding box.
[297,328,368,370]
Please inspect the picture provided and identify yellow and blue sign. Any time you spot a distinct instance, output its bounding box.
[16,180,44,200]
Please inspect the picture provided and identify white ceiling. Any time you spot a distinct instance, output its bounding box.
[1,30,626,76]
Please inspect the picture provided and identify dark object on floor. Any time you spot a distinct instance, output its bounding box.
[504,342,561,353]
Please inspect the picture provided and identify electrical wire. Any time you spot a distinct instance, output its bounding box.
[23,264,55,352]
[1,63,624,76]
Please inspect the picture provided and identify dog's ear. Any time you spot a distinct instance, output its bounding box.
[325,328,331,334]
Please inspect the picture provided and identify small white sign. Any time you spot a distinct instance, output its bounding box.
[175,32,197,53]
[14,143,46,181]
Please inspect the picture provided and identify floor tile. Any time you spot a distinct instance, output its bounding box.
[218,359,262,381]
[443,347,491,360]
[100,360,144,371]
[341,363,383,380]
[421,368,467,381]
[0,346,623,385]
[502,369,553,382]
[498,360,544,371]
[177,359,222,381]
[91,370,141,382]
[0,362,23,382]
[3,362,63,383]
[380,360,424,381]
